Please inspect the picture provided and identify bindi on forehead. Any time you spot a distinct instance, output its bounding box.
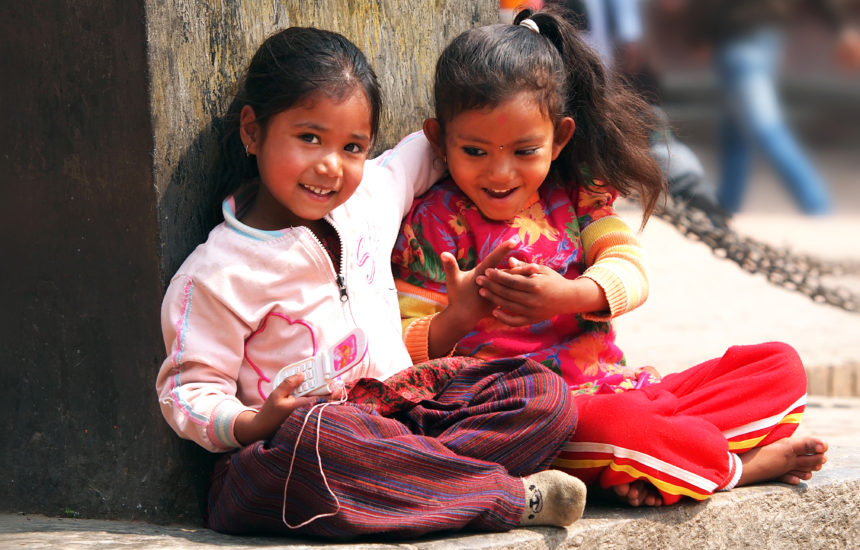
[496,114,508,125]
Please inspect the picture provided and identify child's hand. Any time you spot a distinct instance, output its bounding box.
[441,239,517,327]
[234,373,317,445]
[427,239,516,357]
[477,257,608,326]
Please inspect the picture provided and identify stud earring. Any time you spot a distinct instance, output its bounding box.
[244,143,250,157]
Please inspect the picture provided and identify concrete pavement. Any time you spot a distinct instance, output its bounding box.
[613,207,860,379]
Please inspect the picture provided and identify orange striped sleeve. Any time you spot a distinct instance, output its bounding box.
[578,215,649,320]
[395,279,448,363]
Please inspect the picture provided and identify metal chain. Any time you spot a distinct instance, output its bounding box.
[656,195,860,314]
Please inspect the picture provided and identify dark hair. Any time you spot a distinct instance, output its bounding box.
[216,27,381,207]
[432,6,664,222]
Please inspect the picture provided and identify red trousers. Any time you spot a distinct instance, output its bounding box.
[552,342,806,504]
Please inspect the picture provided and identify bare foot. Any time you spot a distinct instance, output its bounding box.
[612,480,663,507]
[737,436,828,487]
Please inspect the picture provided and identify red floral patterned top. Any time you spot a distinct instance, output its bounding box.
[392,177,659,395]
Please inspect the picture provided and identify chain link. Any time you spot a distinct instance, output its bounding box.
[656,195,860,314]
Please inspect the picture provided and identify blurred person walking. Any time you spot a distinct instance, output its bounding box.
[677,0,860,215]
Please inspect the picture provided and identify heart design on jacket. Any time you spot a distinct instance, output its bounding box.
[244,312,318,400]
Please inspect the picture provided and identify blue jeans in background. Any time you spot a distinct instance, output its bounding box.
[715,28,832,214]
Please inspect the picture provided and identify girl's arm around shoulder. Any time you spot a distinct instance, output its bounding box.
[366,131,446,217]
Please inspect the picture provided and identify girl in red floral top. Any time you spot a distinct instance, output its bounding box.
[393,5,663,393]
[393,6,827,508]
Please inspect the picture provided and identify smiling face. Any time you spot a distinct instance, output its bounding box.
[427,92,574,221]
[240,89,373,230]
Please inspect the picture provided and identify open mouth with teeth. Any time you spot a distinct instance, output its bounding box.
[301,183,335,197]
[483,187,517,199]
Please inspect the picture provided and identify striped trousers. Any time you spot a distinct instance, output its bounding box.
[206,358,576,538]
[553,341,806,504]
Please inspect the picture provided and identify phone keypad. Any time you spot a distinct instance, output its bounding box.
[272,328,366,397]
[281,360,318,395]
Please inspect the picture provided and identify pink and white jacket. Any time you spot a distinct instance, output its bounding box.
[156,132,441,452]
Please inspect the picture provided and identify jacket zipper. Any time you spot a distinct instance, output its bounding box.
[308,220,348,303]
[331,220,348,302]
[335,273,348,302]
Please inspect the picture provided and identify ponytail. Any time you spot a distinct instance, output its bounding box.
[514,7,664,223]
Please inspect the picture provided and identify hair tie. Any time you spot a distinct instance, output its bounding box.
[519,18,539,34]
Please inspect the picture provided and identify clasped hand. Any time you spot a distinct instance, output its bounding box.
[476,257,579,326]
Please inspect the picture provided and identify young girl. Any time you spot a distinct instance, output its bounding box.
[155,26,588,538]
[392,7,827,508]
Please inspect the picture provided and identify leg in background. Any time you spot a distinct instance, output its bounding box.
[716,29,831,214]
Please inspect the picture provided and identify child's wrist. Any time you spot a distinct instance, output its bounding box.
[404,313,438,363]
[428,308,465,359]
[444,301,484,329]
[233,409,260,445]
[568,276,611,315]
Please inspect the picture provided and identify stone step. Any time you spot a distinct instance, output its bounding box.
[3,457,858,550]
[807,364,860,397]
[4,395,858,550]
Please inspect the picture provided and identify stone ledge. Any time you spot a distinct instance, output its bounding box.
[807,364,860,397]
[3,446,858,550]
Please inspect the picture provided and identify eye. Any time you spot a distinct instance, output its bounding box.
[344,143,366,154]
[516,147,540,156]
[299,134,320,144]
[462,146,486,157]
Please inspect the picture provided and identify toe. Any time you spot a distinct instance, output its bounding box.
[780,473,801,485]
[613,483,631,498]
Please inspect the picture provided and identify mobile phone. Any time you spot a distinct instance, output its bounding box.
[272,328,368,397]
